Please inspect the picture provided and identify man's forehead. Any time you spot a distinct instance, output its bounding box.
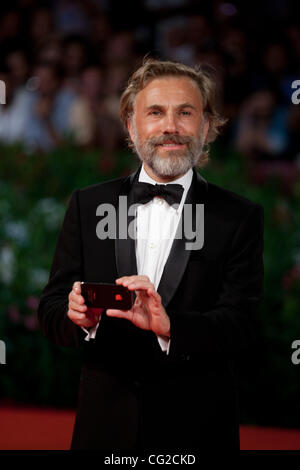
[135,76,203,107]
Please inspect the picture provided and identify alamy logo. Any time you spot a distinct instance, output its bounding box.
[291,80,300,105]
[291,340,300,365]
[0,340,6,364]
[95,197,205,251]
[0,80,6,104]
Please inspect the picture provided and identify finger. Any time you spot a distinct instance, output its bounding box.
[69,290,85,305]
[147,288,161,302]
[116,275,150,285]
[68,309,98,328]
[67,309,87,324]
[126,280,154,291]
[147,288,162,307]
[106,309,132,319]
[73,281,82,293]
[69,300,87,313]
[134,288,161,311]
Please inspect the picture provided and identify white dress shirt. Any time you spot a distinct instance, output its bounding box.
[83,164,193,354]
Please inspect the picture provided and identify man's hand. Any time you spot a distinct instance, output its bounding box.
[106,275,170,338]
[67,281,103,328]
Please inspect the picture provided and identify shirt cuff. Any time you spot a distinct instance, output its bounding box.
[157,335,171,355]
[81,319,101,341]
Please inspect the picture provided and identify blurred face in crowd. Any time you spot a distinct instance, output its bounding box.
[35,66,60,96]
[81,67,103,100]
[128,76,209,182]
[5,51,29,87]
[64,42,86,75]
[30,8,53,41]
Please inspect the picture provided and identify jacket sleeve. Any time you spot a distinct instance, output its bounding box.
[37,189,86,348]
[167,204,264,361]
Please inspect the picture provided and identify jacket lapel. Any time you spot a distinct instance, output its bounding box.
[157,168,208,308]
[114,165,141,281]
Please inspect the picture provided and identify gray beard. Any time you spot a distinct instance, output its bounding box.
[131,131,205,179]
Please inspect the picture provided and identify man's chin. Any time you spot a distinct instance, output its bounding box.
[147,156,193,179]
[134,143,197,178]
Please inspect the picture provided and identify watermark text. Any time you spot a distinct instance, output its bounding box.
[0,340,6,364]
[0,80,6,104]
[291,80,300,105]
[95,197,204,251]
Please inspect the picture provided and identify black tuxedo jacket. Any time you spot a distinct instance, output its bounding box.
[38,165,264,452]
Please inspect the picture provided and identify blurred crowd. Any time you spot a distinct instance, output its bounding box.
[0,0,299,187]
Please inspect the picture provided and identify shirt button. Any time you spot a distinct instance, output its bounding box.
[154,197,163,205]
[149,242,157,249]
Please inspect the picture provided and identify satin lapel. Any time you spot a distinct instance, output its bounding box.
[115,165,142,282]
[157,168,208,309]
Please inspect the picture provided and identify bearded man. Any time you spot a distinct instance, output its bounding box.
[38,59,264,453]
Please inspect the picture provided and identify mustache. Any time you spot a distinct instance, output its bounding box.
[146,134,195,146]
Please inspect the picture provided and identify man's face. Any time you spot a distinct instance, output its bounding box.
[128,76,210,181]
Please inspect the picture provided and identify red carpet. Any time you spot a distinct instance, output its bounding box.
[0,405,75,450]
[0,405,300,450]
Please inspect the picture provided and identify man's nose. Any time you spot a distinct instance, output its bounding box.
[162,112,179,134]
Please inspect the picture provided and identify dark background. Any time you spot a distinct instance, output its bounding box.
[0,0,299,429]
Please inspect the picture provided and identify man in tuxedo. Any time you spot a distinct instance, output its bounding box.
[38,59,264,452]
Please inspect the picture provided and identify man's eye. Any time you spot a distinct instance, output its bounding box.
[149,110,161,115]
[180,110,192,116]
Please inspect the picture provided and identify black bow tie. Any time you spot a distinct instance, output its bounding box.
[132,181,184,207]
